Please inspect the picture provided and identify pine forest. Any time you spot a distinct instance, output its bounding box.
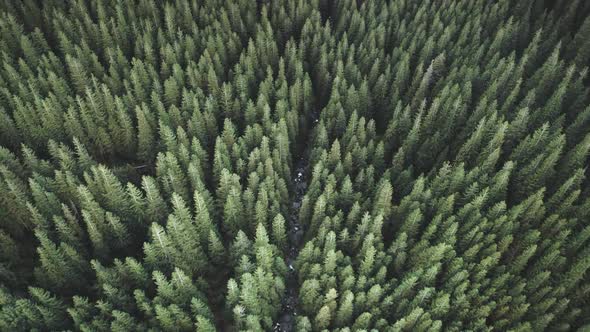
[1,0,590,331]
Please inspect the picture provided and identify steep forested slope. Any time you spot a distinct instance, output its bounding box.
[0,0,589,331]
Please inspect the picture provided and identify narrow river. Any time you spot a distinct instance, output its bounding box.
[273,115,318,332]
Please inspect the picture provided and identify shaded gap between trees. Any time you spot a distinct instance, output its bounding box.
[272,108,320,332]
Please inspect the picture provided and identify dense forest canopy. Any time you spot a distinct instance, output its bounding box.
[1,0,590,331]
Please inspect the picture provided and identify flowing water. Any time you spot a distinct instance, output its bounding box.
[273,115,318,332]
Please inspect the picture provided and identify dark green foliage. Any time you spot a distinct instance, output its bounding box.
[0,0,589,331]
